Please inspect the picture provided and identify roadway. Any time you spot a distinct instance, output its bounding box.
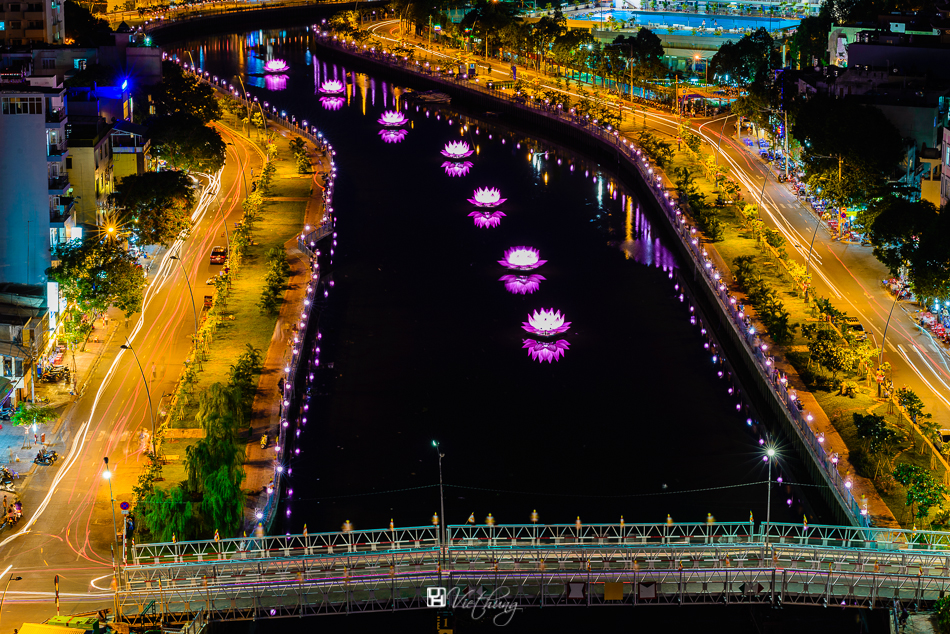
[363,18,950,429]
[0,126,263,632]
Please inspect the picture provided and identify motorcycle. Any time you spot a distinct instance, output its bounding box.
[34,449,57,466]
[0,468,18,485]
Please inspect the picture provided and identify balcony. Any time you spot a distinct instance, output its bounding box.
[48,174,69,194]
[45,107,66,124]
[49,204,72,225]
[47,142,67,160]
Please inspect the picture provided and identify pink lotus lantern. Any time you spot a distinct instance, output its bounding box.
[378,110,407,126]
[500,274,545,295]
[379,129,408,144]
[498,247,546,271]
[468,210,506,228]
[320,96,344,111]
[264,59,289,73]
[522,339,570,363]
[522,309,571,336]
[319,79,345,93]
[441,141,474,158]
[467,187,506,207]
[443,161,473,177]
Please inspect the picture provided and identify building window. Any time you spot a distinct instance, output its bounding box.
[65,156,71,168]
[73,58,86,70]
[1,96,41,115]
[41,58,54,69]
[2,358,11,378]
[0,22,5,30]
[9,20,21,28]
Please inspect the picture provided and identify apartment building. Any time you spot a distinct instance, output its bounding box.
[0,0,64,47]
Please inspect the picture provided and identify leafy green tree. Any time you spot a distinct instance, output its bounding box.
[893,463,947,523]
[709,28,779,86]
[110,170,195,247]
[47,238,146,317]
[611,28,666,85]
[529,11,567,72]
[788,11,832,68]
[200,465,246,537]
[153,60,222,123]
[459,0,520,57]
[149,113,227,173]
[10,404,57,427]
[804,327,847,378]
[139,484,196,542]
[64,0,111,46]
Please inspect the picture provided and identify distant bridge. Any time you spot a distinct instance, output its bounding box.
[117,522,950,627]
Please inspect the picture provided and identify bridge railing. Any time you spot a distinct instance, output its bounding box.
[447,522,754,546]
[764,523,950,551]
[131,525,440,565]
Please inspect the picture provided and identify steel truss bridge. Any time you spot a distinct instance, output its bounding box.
[115,522,950,627]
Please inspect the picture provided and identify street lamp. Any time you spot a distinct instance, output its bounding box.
[764,446,776,543]
[168,253,199,336]
[0,566,22,630]
[103,457,118,543]
[225,142,249,197]
[120,339,156,455]
[432,440,445,580]
[879,280,906,367]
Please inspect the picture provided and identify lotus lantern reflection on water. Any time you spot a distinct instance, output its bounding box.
[378,110,407,126]
[522,339,570,363]
[443,161,473,177]
[467,187,506,207]
[499,274,545,295]
[522,309,571,336]
[379,129,408,144]
[498,247,546,271]
[319,79,345,93]
[320,96,344,111]
[468,210,506,228]
[264,59,289,73]
[441,141,474,159]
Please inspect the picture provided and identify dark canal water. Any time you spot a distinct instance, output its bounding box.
[166,25,885,634]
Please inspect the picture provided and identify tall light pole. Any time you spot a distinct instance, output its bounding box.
[802,212,822,302]
[120,340,156,455]
[169,254,199,336]
[879,281,905,367]
[225,142,249,196]
[0,566,22,629]
[764,446,776,544]
[103,456,119,543]
[432,440,445,579]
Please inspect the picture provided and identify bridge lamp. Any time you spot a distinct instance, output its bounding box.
[763,447,777,544]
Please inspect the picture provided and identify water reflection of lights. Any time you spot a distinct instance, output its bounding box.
[264,59,289,72]
[522,309,571,336]
[441,140,474,158]
[264,74,288,91]
[500,274,545,295]
[499,247,546,270]
[468,187,506,207]
[522,339,570,363]
[379,129,408,143]
[468,210,506,228]
[319,79,345,93]
[378,110,407,126]
[443,161,473,177]
[320,96,344,110]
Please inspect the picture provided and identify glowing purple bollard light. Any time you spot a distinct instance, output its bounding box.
[378,110,407,126]
[499,247,546,271]
[468,210,506,228]
[467,187,506,207]
[443,161,473,177]
[441,140,474,158]
[522,339,570,363]
[522,309,571,336]
[499,274,545,295]
[319,79,344,93]
[379,129,408,144]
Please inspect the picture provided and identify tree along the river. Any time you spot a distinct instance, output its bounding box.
[149,112,227,173]
[610,28,666,86]
[110,170,196,247]
[153,60,222,124]
[709,28,779,87]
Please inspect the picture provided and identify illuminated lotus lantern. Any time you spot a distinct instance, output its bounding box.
[378,110,407,126]
[468,210,506,228]
[522,339,570,363]
[264,59,289,73]
[320,96,344,111]
[443,161,473,177]
[319,79,345,94]
[379,129,408,144]
[522,309,571,336]
[500,274,545,295]
[441,141,474,159]
[498,247,546,271]
[468,187,506,207]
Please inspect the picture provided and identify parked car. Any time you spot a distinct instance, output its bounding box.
[210,246,227,265]
[843,317,868,340]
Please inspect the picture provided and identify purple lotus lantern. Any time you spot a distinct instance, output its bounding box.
[468,210,506,228]
[379,129,408,144]
[500,274,545,295]
[264,59,289,73]
[320,96,344,111]
[468,187,506,207]
[319,79,345,94]
[498,247,546,271]
[378,110,407,126]
[441,141,474,158]
[443,161,473,177]
[522,309,571,336]
[522,339,570,363]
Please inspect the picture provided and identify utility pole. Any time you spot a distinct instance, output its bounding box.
[783,109,790,181]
